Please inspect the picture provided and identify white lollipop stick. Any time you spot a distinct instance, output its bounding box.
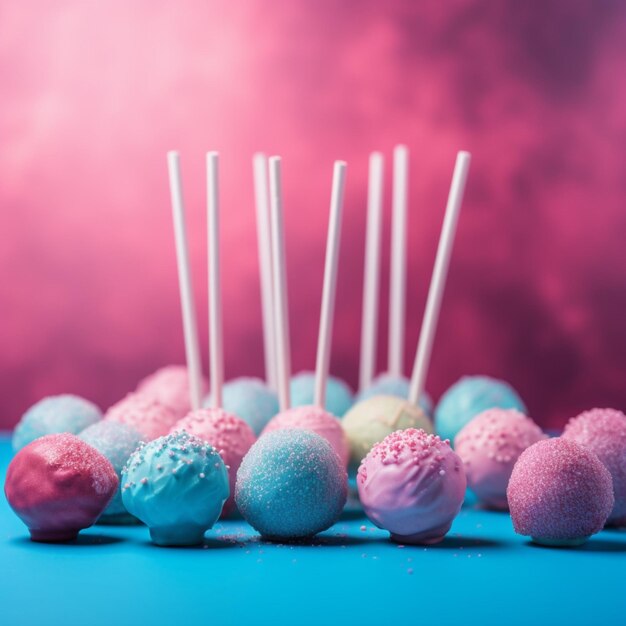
[269,156,291,411]
[358,152,384,391]
[253,153,277,391]
[167,151,203,411]
[207,152,224,409]
[408,151,471,407]
[314,161,347,409]
[388,144,409,378]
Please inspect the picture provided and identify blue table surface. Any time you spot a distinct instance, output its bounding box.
[1,434,625,626]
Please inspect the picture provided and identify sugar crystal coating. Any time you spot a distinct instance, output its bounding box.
[105,392,178,441]
[121,431,229,546]
[235,429,347,540]
[79,420,144,520]
[290,371,353,417]
[262,405,349,466]
[358,428,466,544]
[563,408,626,526]
[171,408,256,516]
[12,394,102,452]
[204,377,279,435]
[507,437,613,545]
[5,433,118,542]
[455,409,546,509]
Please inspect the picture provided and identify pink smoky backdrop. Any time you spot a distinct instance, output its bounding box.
[2,0,626,431]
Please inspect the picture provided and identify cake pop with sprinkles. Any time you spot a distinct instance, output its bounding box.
[5,434,118,542]
[358,428,466,544]
[507,438,613,546]
[137,365,208,420]
[104,392,178,441]
[236,429,347,539]
[454,408,546,510]
[344,152,471,467]
[121,431,229,546]
[435,375,526,444]
[79,420,144,523]
[563,408,626,526]
[355,147,432,414]
[12,394,102,452]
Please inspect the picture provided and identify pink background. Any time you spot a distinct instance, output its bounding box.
[2,1,626,431]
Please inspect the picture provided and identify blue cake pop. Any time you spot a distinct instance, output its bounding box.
[79,420,144,523]
[289,371,353,417]
[354,373,433,415]
[435,375,526,444]
[235,429,347,540]
[13,394,102,452]
[121,431,229,546]
[203,377,278,435]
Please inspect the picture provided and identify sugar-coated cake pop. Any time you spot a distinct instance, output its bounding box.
[5,434,118,542]
[262,405,349,466]
[290,371,353,417]
[171,409,256,516]
[358,428,466,544]
[435,376,526,444]
[12,394,102,452]
[454,409,546,510]
[105,392,178,441]
[507,438,613,546]
[79,420,144,523]
[342,395,433,468]
[203,377,279,435]
[355,373,433,415]
[563,408,626,527]
[121,431,229,546]
[137,365,209,419]
[235,429,347,540]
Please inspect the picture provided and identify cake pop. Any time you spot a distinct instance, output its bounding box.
[344,152,471,468]
[235,429,347,539]
[5,434,118,542]
[358,428,466,544]
[121,431,229,546]
[203,377,278,435]
[435,376,526,444]
[289,371,353,417]
[507,438,613,546]
[79,420,144,523]
[137,365,208,419]
[104,392,178,440]
[171,408,256,516]
[355,373,433,414]
[454,408,545,510]
[562,408,626,526]
[12,394,102,452]
[262,405,349,466]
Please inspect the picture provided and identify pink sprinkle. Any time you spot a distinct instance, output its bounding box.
[199,472,206,479]
[140,478,148,485]
[360,525,367,531]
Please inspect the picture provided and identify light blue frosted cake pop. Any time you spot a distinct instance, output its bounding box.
[289,371,353,417]
[235,429,347,540]
[354,373,433,415]
[13,394,102,452]
[121,431,229,546]
[435,376,526,445]
[203,377,278,435]
[79,420,144,523]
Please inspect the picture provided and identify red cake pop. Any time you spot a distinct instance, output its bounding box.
[507,438,613,546]
[4,434,118,542]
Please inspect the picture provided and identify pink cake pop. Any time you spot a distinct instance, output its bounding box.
[104,392,178,440]
[358,428,466,544]
[262,405,349,466]
[563,408,626,527]
[4,434,118,542]
[137,365,208,419]
[454,408,546,510]
[507,438,613,546]
[171,409,256,516]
